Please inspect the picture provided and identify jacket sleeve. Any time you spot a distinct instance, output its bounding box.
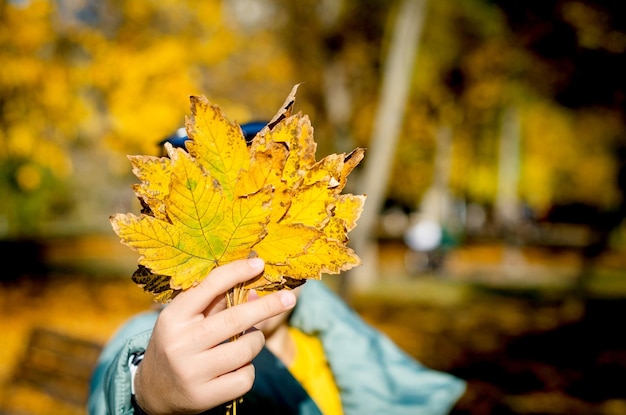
[88,311,159,415]
[289,281,466,415]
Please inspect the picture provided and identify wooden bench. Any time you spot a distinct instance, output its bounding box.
[1,327,103,413]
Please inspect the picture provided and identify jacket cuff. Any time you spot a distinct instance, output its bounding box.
[104,330,153,415]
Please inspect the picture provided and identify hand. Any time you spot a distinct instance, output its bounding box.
[133,258,297,415]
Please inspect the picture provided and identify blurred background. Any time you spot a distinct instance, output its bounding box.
[1,0,625,414]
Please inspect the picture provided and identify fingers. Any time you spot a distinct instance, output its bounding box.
[196,289,296,349]
[170,258,266,317]
[191,363,257,411]
[187,330,267,411]
[194,329,265,381]
[163,257,296,350]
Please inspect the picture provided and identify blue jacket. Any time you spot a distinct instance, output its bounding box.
[88,281,465,414]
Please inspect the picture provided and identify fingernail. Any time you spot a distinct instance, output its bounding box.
[280,291,296,308]
[248,258,264,270]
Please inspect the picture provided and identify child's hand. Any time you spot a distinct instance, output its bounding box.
[133,258,296,415]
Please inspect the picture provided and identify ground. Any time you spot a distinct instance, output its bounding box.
[1,235,626,414]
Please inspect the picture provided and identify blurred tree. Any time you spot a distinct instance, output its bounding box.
[493,0,625,112]
[348,0,428,290]
[270,0,389,157]
[492,0,626,214]
[0,0,298,236]
[0,0,85,235]
[393,0,625,217]
[1,0,624,254]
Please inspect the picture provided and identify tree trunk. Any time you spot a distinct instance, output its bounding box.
[495,106,522,230]
[343,0,428,297]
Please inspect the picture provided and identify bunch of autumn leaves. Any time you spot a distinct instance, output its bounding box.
[110,86,366,304]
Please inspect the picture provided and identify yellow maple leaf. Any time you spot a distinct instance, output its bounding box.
[110,84,366,303]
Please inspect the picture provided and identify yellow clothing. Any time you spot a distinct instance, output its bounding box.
[287,327,344,415]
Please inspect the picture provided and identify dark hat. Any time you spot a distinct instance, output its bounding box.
[159,120,268,150]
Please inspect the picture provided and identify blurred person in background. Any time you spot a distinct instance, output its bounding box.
[87,123,466,415]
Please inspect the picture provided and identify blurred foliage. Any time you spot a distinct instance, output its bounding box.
[0,272,155,414]
[0,0,625,237]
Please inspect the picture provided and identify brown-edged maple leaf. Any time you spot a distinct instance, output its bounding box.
[110,84,366,303]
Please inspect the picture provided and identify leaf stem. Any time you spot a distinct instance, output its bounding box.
[225,282,249,414]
